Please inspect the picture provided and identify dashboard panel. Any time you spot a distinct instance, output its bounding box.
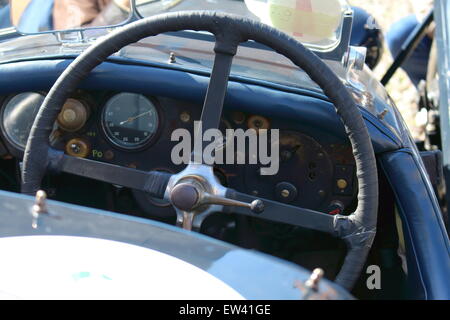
[0,90,357,219]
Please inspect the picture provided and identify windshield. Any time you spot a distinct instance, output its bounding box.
[137,0,350,51]
[2,0,133,33]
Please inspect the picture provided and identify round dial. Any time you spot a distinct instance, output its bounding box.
[2,92,45,150]
[102,93,159,150]
[57,99,89,132]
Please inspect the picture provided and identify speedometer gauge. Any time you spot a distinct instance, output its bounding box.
[102,93,160,150]
[2,92,45,150]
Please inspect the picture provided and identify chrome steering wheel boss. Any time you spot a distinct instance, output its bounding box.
[167,164,264,231]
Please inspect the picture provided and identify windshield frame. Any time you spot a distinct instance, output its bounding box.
[435,0,450,171]
[0,0,354,63]
[135,0,351,53]
[134,0,354,62]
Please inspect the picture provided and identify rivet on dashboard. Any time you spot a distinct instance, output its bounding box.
[275,182,298,202]
[281,189,290,198]
[180,111,191,123]
[104,150,115,161]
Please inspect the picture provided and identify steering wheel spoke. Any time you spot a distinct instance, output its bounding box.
[192,42,238,163]
[225,190,336,235]
[199,51,235,132]
[47,150,171,199]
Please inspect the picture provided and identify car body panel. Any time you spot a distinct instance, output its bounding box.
[0,189,353,300]
[380,148,450,299]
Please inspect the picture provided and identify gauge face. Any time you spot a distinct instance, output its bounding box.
[102,93,159,150]
[2,92,45,150]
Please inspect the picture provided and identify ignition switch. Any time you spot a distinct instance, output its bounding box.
[65,138,90,158]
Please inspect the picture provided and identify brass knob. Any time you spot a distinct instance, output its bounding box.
[337,179,348,190]
[57,99,89,132]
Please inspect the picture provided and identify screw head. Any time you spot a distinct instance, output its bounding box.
[71,143,81,154]
[281,189,290,198]
[275,182,298,202]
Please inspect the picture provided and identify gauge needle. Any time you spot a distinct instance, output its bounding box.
[120,111,152,125]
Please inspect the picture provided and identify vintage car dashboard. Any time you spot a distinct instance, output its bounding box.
[0,90,357,219]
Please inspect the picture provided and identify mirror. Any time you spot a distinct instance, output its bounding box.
[4,0,132,33]
[136,0,349,51]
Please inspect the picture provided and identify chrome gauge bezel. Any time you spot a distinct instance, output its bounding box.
[100,93,162,152]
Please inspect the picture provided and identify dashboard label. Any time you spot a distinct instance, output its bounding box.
[92,150,103,159]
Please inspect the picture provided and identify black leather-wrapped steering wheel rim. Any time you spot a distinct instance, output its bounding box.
[21,11,378,291]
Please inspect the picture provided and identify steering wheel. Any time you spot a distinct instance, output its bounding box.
[21,11,378,291]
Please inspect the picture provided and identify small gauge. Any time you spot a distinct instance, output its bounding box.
[102,93,160,150]
[2,92,45,150]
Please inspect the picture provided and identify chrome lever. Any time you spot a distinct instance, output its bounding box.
[170,182,264,214]
[202,193,264,213]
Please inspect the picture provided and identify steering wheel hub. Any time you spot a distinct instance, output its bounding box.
[170,183,200,212]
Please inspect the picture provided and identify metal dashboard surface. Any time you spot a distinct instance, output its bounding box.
[0,59,405,153]
[0,190,352,300]
[0,31,405,139]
